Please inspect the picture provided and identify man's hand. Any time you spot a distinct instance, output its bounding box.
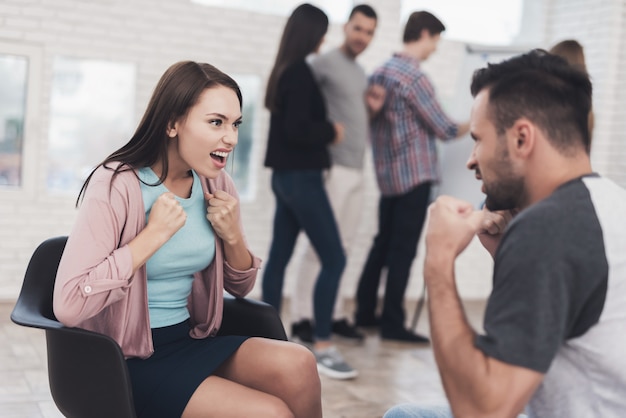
[366,84,386,118]
[425,196,484,261]
[477,208,518,259]
[333,122,345,144]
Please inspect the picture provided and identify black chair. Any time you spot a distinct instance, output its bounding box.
[10,236,287,418]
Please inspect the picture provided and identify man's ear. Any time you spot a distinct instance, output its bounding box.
[510,118,535,159]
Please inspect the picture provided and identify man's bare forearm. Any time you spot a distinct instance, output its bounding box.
[424,254,501,416]
[424,195,543,417]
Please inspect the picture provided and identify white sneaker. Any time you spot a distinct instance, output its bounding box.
[314,346,358,380]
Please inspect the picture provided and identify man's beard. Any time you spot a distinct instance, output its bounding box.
[484,177,525,211]
[482,148,525,211]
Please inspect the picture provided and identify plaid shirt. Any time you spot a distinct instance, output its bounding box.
[369,53,458,196]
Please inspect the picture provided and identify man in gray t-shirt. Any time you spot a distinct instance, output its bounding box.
[385,51,626,417]
[290,5,378,344]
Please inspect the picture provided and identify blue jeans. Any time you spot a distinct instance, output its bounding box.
[262,170,346,339]
[383,404,528,418]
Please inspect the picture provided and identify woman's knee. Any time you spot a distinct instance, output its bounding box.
[292,343,318,371]
[280,343,320,390]
[261,397,295,418]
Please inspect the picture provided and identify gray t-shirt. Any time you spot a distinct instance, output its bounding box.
[309,48,368,169]
[475,175,626,418]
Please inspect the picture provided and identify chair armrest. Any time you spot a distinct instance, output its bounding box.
[11,306,64,330]
[46,327,136,418]
[218,295,287,341]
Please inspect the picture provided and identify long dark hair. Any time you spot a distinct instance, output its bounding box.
[549,39,587,73]
[264,3,328,112]
[77,61,242,206]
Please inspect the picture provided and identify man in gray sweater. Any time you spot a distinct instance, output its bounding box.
[290,4,378,344]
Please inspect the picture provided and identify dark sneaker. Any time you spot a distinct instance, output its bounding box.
[381,328,430,344]
[315,346,358,380]
[332,319,365,342]
[291,319,314,344]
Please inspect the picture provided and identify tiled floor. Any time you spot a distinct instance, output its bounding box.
[0,299,487,418]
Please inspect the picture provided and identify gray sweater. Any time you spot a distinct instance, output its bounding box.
[310,48,369,169]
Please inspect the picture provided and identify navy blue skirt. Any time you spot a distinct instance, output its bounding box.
[126,320,249,418]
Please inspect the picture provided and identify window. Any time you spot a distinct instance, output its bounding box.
[401,0,523,46]
[47,57,136,194]
[190,0,353,23]
[0,42,41,195]
[0,54,28,188]
[228,74,262,201]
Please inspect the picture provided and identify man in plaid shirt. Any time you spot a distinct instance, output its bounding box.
[355,11,469,342]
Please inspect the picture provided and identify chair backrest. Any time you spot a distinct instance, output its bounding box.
[219,296,288,340]
[11,236,67,330]
[11,236,137,418]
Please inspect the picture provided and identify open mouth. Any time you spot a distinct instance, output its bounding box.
[210,151,228,164]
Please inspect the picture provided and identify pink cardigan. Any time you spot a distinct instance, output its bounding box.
[53,164,260,359]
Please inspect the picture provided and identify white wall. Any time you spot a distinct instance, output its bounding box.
[542,0,626,185]
[1,0,624,310]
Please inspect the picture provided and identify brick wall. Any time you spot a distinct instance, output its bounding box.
[543,0,626,185]
[1,0,624,309]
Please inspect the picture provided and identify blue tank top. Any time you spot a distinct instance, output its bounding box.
[137,168,216,328]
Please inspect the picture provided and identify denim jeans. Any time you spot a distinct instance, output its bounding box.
[261,170,346,339]
[291,165,365,322]
[383,403,528,418]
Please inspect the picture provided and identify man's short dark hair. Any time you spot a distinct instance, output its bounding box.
[349,4,377,21]
[403,11,445,43]
[471,49,592,154]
